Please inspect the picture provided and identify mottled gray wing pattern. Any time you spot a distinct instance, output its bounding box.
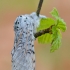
[11,15,35,70]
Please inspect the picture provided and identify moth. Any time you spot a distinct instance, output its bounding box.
[11,12,46,70]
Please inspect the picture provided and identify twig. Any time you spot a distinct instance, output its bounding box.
[36,0,43,16]
[34,28,51,38]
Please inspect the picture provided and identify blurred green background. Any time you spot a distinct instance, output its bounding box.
[0,0,70,70]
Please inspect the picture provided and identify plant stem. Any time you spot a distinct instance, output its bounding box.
[34,28,51,38]
[36,0,43,16]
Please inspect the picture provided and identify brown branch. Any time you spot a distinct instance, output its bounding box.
[36,0,43,16]
[34,27,52,38]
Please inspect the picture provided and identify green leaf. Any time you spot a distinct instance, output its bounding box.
[50,8,59,19]
[37,18,55,44]
[57,18,67,32]
[50,26,62,52]
[37,18,55,31]
[38,33,52,44]
[50,37,61,52]
[50,8,67,32]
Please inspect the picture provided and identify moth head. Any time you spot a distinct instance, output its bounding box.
[14,16,22,32]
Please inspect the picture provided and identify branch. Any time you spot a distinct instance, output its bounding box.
[36,0,43,16]
[34,28,51,38]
